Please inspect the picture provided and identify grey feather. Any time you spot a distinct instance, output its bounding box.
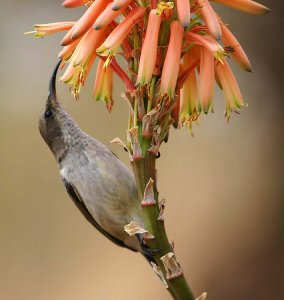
[62,178,135,251]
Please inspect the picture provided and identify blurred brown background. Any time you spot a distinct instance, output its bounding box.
[0,1,283,299]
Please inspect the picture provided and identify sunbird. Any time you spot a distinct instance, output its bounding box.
[39,61,153,261]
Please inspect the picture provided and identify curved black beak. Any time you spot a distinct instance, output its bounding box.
[47,59,62,106]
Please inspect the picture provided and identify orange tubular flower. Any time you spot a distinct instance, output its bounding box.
[215,60,247,119]
[97,7,146,65]
[160,21,184,98]
[218,15,252,72]
[112,0,132,11]
[58,39,80,61]
[71,0,111,39]
[93,59,113,112]
[59,27,107,96]
[179,49,199,126]
[25,22,75,38]
[186,32,225,62]
[93,3,125,30]
[136,9,162,86]
[61,28,76,46]
[59,63,82,95]
[60,51,96,98]
[176,0,191,28]
[198,0,222,40]
[210,0,270,14]
[62,0,86,8]
[72,27,108,68]
[180,72,198,126]
[198,47,215,113]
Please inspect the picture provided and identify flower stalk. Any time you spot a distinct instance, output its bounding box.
[131,129,195,300]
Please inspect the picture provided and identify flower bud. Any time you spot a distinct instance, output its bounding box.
[176,0,191,28]
[97,7,146,66]
[198,47,215,113]
[160,21,184,98]
[137,9,162,85]
[211,0,270,15]
[62,0,86,8]
[94,2,127,30]
[111,0,132,11]
[218,15,252,71]
[197,0,222,40]
[71,0,111,39]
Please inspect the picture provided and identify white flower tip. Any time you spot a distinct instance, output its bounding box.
[195,292,207,300]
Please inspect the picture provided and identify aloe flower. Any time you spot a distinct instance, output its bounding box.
[97,7,146,66]
[160,20,184,98]
[59,63,82,96]
[198,0,222,40]
[112,0,132,11]
[71,27,107,68]
[186,32,225,61]
[58,39,80,61]
[28,0,269,118]
[211,0,270,14]
[179,48,199,128]
[215,59,247,119]
[198,47,215,113]
[72,0,111,39]
[217,14,252,71]
[62,0,86,8]
[93,59,113,111]
[136,9,162,86]
[25,22,75,38]
[60,44,97,98]
[93,3,126,30]
[176,0,191,28]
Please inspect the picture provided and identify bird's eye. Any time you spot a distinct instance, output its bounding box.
[44,110,53,119]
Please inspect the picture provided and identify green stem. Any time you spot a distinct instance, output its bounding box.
[147,76,157,113]
[133,27,140,73]
[134,100,138,128]
[131,128,195,300]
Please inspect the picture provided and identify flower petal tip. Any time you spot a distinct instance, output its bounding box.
[62,0,85,8]
[61,40,68,46]
[241,60,253,72]
[61,34,73,46]
[71,32,79,40]
[262,6,271,15]
[241,62,253,73]
[93,25,101,30]
[181,21,190,28]
[245,65,253,73]
[215,35,222,42]
[112,5,120,11]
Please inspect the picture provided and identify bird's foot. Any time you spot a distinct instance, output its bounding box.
[136,234,162,262]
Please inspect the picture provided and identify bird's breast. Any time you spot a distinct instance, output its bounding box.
[59,150,142,242]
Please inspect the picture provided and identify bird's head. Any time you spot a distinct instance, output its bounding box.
[39,60,70,161]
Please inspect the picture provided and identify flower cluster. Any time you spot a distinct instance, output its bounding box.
[28,0,269,126]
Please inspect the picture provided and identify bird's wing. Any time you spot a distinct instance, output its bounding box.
[62,177,137,252]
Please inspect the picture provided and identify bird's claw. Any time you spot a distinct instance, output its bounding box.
[136,233,162,259]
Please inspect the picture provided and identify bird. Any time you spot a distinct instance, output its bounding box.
[39,60,150,258]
